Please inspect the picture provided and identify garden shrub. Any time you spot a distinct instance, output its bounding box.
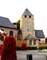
[16,46,37,50]
[39,46,47,50]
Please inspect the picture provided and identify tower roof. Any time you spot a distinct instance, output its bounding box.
[22,8,33,16]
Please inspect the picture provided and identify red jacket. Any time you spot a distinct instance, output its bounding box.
[1,36,17,60]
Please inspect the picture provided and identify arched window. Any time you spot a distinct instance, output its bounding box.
[9,31,13,36]
[17,30,22,40]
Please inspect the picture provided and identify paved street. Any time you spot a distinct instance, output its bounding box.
[16,50,47,60]
[0,50,47,60]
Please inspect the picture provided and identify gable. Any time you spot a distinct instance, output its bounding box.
[22,8,33,16]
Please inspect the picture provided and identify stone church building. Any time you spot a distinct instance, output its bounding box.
[14,9,45,47]
[0,9,45,47]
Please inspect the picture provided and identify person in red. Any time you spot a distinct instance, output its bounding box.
[1,31,17,60]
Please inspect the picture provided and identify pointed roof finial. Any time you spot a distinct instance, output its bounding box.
[26,8,28,11]
[22,8,33,16]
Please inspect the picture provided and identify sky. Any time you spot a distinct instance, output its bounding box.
[0,0,47,37]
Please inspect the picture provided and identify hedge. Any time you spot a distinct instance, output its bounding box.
[16,46,47,50]
[39,46,47,50]
[16,47,37,50]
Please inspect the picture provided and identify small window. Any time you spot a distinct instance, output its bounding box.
[24,15,27,18]
[29,40,32,45]
[45,38,47,44]
[29,16,31,18]
[39,39,40,41]
[34,40,36,45]
[9,31,13,36]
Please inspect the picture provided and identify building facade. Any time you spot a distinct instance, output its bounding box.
[20,9,35,39]
[0,16,17,37]
[16,8,45,47]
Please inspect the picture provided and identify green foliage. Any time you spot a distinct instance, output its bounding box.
[39,46,47,50]
[16,46,47,50]
[16,46,37,50]
[16,47,21,50]
[27,47,37,50]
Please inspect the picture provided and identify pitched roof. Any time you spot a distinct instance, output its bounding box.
[35,30,45,38]
[0,16,16,29]
[25,34,37,40]
[22,8,33,16]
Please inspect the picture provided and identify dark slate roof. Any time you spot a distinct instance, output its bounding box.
[0,16,16,29]
[35,30,45,38]
[22,8,33,16]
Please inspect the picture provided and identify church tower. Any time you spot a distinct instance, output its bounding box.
[20,9,35,39]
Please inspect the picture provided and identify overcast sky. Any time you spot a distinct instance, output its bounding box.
[0,0,47,37]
